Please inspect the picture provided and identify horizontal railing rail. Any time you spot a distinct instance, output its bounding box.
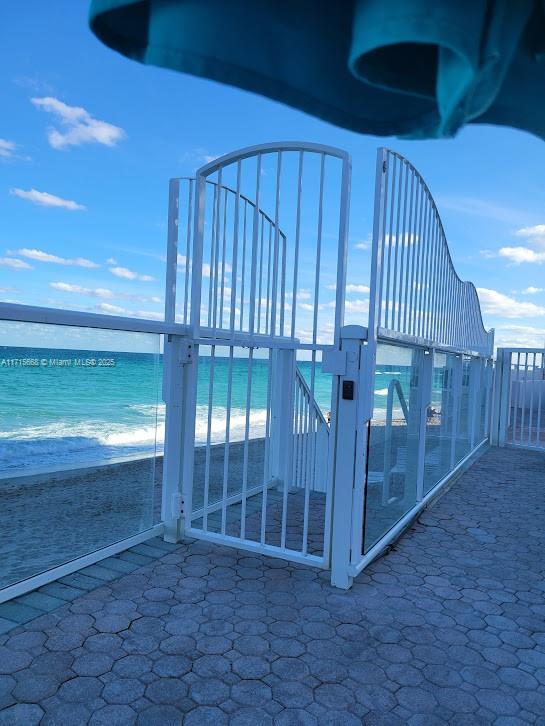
[0,302,187,335]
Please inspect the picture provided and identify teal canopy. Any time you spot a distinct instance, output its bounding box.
[89,0,545,140]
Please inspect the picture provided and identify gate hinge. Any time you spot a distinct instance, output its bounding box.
[171,492,185,517]
[177,340,193,366]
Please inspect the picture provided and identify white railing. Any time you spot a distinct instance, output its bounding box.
[369,148,494,357]
[0,301,182,602]
[167,177,288,329]
[329,148,495,589]
[0,141,501,600]
[493,348,545,450]
[293,367,329,495]
[174,142,351,568]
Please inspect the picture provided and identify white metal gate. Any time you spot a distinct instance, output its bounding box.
[165,142,350,567]
[329,148,495,588]
[493,348,545,450]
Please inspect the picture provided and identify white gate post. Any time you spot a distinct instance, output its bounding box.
[468,356,483,449]
[269,348,296,488]
[491,348,511,446]
[449,354,463,467]
[328,325,368,590]
[415,348,433,501]
[161,335,194,542]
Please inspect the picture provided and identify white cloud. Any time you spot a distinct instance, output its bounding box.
[31,97,126,149]
[50,281,163,304]
[180,148,221,168]
[347,284,370,294]
[327,283,370,294]
[177,253,231,278]
[96,302,126,316]
[344,298,370,314]
[384,233,418,247]
[106,257,117,265]
[0,139,16,157]
[354,241,370,250]
[0,138,23,160]
[10,188,85,211]
[477,288,545,319]
[515,224,545,248]
[0,257,32,270]
[494,325,545,349]
[485,224,545,265]
[11,248,99,268]
[50,282,114,298]
[522,286,544,295]
[95,302,163,321]
[479,249,497,260]
[498,246,545,264]
[109,266,155,282]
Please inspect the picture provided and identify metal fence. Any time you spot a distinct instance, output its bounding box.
[328,148,495,588]
[165,142,351,568]
[492,348,545,450]
[0,142,498,599]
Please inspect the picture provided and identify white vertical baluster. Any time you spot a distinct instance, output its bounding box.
[291,152,304,339]
[248,154,261,335]
[270,152,281,336]
[221,346,234,534]
[240,348,254,539]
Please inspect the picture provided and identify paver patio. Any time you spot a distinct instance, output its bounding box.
[1,446,545,724]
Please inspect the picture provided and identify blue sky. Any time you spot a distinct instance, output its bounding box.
[2,2,545,350]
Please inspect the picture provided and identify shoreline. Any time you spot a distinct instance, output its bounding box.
[0,416,434,484]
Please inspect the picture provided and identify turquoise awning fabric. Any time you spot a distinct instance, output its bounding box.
[89,0,545,140]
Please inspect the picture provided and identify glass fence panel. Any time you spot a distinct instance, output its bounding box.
[363,342,424,553]
[454,356,474,464]
[477,360,492,444]
[0,320,162,590]
[423,352,452,495]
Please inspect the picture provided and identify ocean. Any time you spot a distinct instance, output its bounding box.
[0,346,414,474]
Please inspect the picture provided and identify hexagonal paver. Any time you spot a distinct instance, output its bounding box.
[11,672,58,702]
[41,703,91,726]
[273,682,314,709]
[137,704,187,725]
[231,680,271,706]
[58,677,103,703]
[113,655,152,678]
[89,704,136,725]
[102,677,145,705]
[189,677,230,705]
[0,703,44,725]
[145,677,188,704]
[152,654,191,677]
[0,648,32,674]
[0,448,542,725]
[184,706,228,725]
[73,653,114,677]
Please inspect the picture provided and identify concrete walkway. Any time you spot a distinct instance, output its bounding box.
[1,446,545,724]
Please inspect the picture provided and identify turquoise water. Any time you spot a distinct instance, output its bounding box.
[0,346,412,473]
